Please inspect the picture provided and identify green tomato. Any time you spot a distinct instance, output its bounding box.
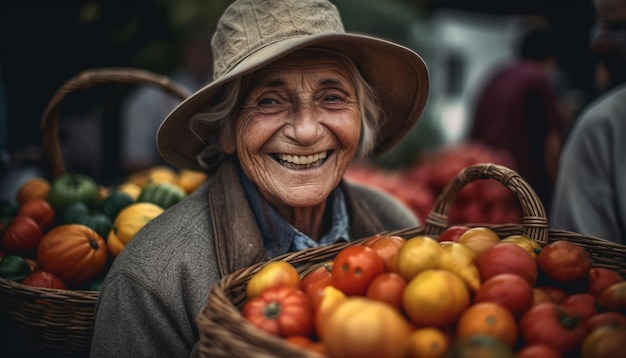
[47,173,101,213]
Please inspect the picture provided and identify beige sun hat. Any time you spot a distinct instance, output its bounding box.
[157,0,429,172]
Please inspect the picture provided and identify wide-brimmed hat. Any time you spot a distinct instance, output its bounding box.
[157,0,429,172]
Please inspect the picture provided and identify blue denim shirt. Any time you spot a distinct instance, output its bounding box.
[240,171,350,259]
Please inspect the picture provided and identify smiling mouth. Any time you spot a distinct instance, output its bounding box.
[274,151,330,169]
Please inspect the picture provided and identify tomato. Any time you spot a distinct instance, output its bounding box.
[17,198,55,230]
[581,324,626,358]
[323,297,412,358]
[246,261,301,299]
[22,270,68,289]
[561,293,597,321]
[537,240,591,283]
[437,225,471,243]
[360,235,405,272]
[0,215,44,257]
[365,272,407,311]
[300,261,333,306]
[519,302,589,354]
[458,227,501,256]
[456,302,518,348]
[445,334,515,358]
[597,281,626,314]
[473,273,534,318]
[241,285,314,338]
[587,312,626,330]
[314,285,347,339]
[515,344,561,358]
[588,267,624,297]
[332,245,385,296]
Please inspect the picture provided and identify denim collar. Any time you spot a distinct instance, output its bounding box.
[239,169,350,259]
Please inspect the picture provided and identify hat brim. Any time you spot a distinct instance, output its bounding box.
[157,32,429,171]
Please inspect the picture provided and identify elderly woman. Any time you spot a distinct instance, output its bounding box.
[91,0,429,356]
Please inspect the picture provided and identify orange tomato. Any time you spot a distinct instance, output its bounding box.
[246,261,301,299]
[403,269,470,327]
[458,227,500,256]
[15,177,50,206]
[455,302,518,348]
[405,327,450,358]
[365,272,407,311]
[361,234,405,272]
[323,297,411,358]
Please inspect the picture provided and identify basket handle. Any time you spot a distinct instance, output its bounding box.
[418,163,550,245]
[41,67,192,179]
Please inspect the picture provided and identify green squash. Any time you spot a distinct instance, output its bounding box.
[63,201,113,240]
[100,191,134,220]
[137,183,186,210]
[0,255,32,282]
[47,173,101,213]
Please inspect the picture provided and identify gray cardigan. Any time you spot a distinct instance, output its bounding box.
[90,160,418,357]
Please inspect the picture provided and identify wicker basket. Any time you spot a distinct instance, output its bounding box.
[197,162,626,358]
[0,68,190,357]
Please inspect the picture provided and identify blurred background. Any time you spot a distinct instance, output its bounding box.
[0,0,598,223]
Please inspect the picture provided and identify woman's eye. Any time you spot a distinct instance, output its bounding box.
[258,98,278,106]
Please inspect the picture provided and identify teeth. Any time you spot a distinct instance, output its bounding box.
[276,151,328,169]
[277,152,327,165]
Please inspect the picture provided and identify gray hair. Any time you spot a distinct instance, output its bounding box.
[190,49,382,168]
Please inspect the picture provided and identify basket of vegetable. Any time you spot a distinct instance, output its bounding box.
[197,163,626,358]
[0,67,191,357]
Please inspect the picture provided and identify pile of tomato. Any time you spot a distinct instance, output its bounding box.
[240,230,626,358]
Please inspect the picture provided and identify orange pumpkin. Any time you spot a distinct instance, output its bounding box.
[37,224,108,288]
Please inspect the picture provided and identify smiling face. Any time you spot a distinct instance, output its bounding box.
[222,49,361,215]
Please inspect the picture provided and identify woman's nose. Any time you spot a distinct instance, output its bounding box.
[288,104,323,145]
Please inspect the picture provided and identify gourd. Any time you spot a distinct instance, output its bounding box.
[107,202,164,257]
[63,201,113,240]
[0,255,32,282]
[137,182,186,210]
[100,191,134,221]
[37,224,108,288]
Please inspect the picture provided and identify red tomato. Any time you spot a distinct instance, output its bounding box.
[561,293,598,321]
[581,324,626,358]
[588,267,624,297]
[473,273,534,318]
[332,245,385,296]
[361,235,405,272]
[22,271,67,289]
[241,285,314,338]
[519,302,590,354]
[0,215,44,256]
[437,225,471,243]
[17,198,55,230]
[516,344,561,358]
[365,272,407,311]
[300,261,333,306]
[587,312,626,331]
[597,281,626,314]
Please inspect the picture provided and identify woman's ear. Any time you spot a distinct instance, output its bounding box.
[220,133,237,154]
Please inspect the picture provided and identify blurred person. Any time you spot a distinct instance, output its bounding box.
[91,0,429,356]
[550,0,626,244]
[120,33,213,174]
[468,26,567,212]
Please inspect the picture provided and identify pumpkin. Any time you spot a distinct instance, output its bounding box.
[100,191,134,221]
[37,224,108,288]
[137,182,186,210]
[63,201,113,240]
[15,177,51,206]
[107,203,164,257]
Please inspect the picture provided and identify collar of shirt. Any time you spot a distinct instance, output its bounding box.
[239,169,351,259]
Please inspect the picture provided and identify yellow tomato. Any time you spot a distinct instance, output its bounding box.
[458,227,501,256]
[246,261,300,299]
[501,235,541,258]
[395,236,445,281]
[403,269,470,327]
[439,241,477,266]
[323,297,411,358]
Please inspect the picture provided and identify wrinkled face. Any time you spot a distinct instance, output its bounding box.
[223,50,361,210]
